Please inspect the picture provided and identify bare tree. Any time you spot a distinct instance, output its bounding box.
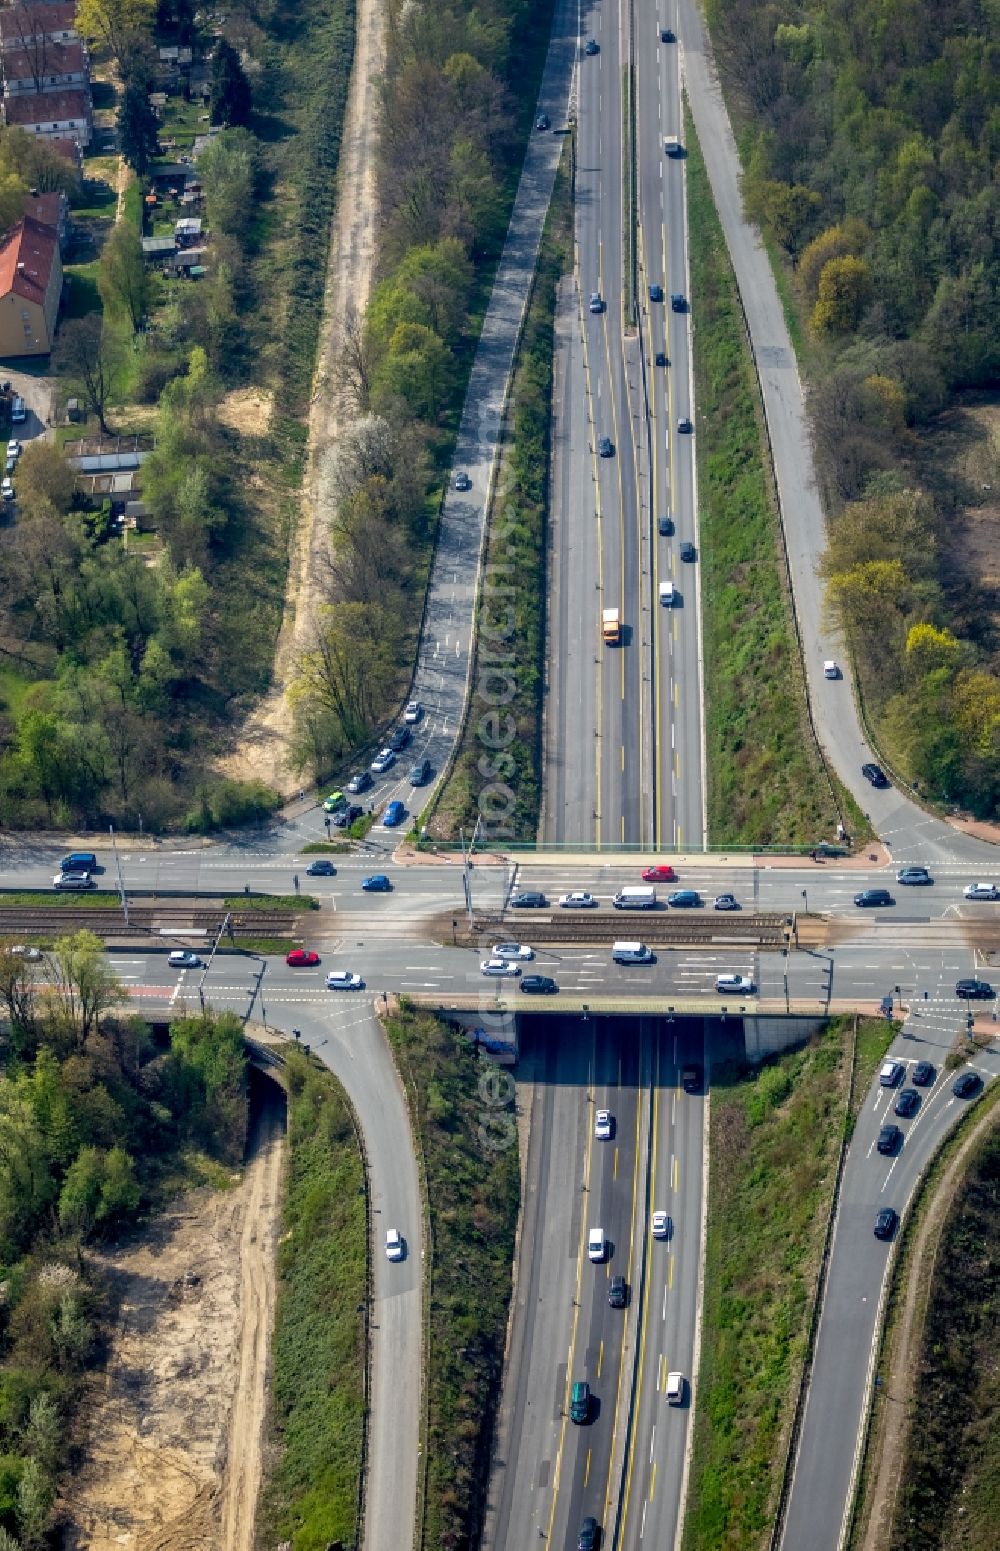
[334,301,373,412]
[54,317,119,434]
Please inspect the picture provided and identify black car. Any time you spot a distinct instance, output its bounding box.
[578,1517,599,1551]
[911,1061,936,1086]
[877,1123,901,1155]
[670,292,685,311]
[952,1071,982,1099]
[862,762,890,788]
[679,541,696,562]
[361,874,392,892]
[896,866,932,886]
[894,1087,919,1118]
[661,26,675,40]
[511,891,547,908]
[608,1275,628,1309]
[649,283,664,302]
[347,770,373,794]
[681,1064,701,1093]
[389,725,411,752]
[521,974,558,994]
[956,978,993,999]
[598,436,615,457]
[658,514,674,535]
[306,859,336,876]
[535,112,550,130]
[855,888,893,907]
[332,803,364,828]
[677,416,693,434]
[583,36,599,54]
[654,350,668,367]
[874,1207,898,1240]
[410,757,432,785]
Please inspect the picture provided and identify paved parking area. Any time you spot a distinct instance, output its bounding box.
[1,368,54,442]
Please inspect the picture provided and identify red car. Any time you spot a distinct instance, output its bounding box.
[286,949,320,968]
[642,864,676,882]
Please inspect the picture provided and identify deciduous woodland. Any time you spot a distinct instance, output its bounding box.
[709,0,1000,815]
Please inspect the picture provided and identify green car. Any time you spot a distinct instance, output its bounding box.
[322,791,346,813]
[570,1381,590,1424]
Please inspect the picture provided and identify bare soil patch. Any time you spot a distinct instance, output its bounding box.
[57,1094,286,1551]
[218,0,386,795]
[217,388,275,439]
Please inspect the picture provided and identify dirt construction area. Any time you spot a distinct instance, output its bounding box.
[57,1094,286,1551]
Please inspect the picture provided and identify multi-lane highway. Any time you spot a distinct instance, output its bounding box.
[545,0,704,852]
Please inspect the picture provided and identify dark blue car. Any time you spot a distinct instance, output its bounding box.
[383,801,406,828]
[362,874,392,892]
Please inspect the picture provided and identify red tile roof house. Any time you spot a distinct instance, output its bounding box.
[0,214,62,356]
[2,84,91,145]
[0,4,78,51]
[2,38,87,93]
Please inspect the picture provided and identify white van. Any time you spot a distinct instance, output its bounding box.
[587,1227,606,1262]
[613,886,657,910]
[666,1371,685,1404]
[612,941,655,963]
[10,395,26,424]
[658,581,676,607]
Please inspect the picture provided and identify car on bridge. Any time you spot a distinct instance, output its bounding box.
[326,971,364,990]
[578,1517,600,1551]
[956,978,994,999]
[594,1109,614,1140]
[382,800,406,827]
[587,1227,606,1262]
[964,882,999,900]
[520,975,558,994]
[952,1070,982,1098]
[560,891,598,908]
[714,893,740,911]
[385,1228,405,1261]
[597,436,615,457]
[642,863,676,881]
[912,1061,936,1085]
[493,942,533,960]
[874,1207,898,1240]
[716,974,755,994]
[854,888,894,907]
[667,889,701,907]
[168,950,201,968]
[861,762,890,787]
[481,958,521,977]
[896,865,932,885]
[570,1381,591,1423]
[306,859,336,876]
[877,1123,901,1155]
[361,874,392,892]
[370,748,396,773]
[894,1087,919,1117]
[286,949,320,967]
[608,1277,627,1309]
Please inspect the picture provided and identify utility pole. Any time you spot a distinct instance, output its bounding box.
[109,823,129,926]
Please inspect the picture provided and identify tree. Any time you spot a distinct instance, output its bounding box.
[58,1145,105,1237]
[118,81,159,175]
[743,177,821,257]
[54,317,120,434]
[0,943,39,1055]
[372,321,453,420]
[811,256,874,336]
[0,125,79,194]
[197,128,258,241]
[98,1145,140,1223]
[0,169,27,233]
[76,0,156,71]
[209,38,252,127]
[15,1455,51,1551]
[98,221,150,333]
[49,931,126,1047]
[12,442,75,514]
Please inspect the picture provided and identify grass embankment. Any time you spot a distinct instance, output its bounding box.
[223,894,319,911]
[686,122,840,848]
[0,891,122,907]
[856,1089,1000,1551]
[683,1017,892,1551]
[430,148,572,840]
[386,1002,519,1550]
[259,1049,367,1549]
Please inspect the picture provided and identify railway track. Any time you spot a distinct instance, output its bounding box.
[0,905,298,940]
[448,910,794,949]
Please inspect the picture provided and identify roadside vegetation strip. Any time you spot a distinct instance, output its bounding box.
[258,1048,367,1551]
[385,1002,520,1551]
[683,1018,888,1551]
[685,123,840,849]
[429,148,572,841]
[849,1079,1000,1551]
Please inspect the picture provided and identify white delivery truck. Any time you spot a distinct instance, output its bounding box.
[612,941,655,963]
[612,886,657,909]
